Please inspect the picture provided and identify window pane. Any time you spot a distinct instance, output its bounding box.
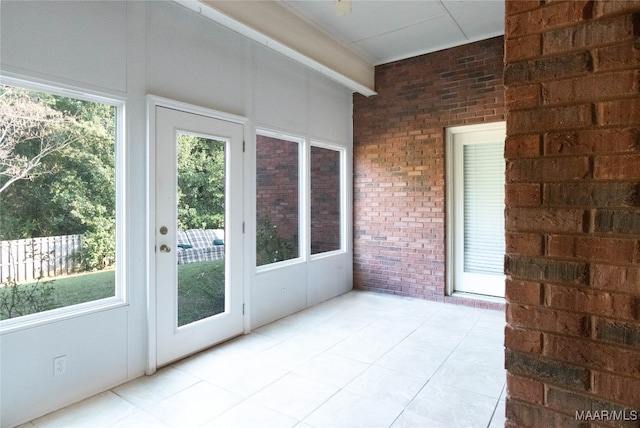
[177,134,226,326]
[0,84,117,320]
[256,134,299,266]
[310,146,341,255]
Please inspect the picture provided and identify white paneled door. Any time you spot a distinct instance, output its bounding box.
[154,105,244,366]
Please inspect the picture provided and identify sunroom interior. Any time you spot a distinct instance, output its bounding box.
[1,1,510,426]
[3,1,638,427]
[0,1,506,425]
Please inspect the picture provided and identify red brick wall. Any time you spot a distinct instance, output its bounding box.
[504,0,640,425]
[256,135,299,258]
[353,36,505,309]
[256,136,342,259]
[310,146,341,254]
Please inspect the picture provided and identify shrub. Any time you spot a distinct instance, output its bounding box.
[0,277,55,320]
[256,215,294,266]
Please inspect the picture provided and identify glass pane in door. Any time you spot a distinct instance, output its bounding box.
[176,133,226,327]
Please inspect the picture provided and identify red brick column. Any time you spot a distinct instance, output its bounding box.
[504,1,640,425]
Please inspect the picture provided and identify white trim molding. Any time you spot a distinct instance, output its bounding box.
[172,0,376,96]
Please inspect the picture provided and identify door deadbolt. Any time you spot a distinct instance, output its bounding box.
[159,226,168,235]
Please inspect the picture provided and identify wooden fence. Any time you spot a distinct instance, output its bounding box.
[0,235,82,283]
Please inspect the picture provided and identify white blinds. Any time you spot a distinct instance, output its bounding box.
[463,142,505,276]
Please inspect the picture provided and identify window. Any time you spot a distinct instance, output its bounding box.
[0,78,124,327]
[255,132,346,267]
[255,132,301,266]
[310,145,343,255]
[446,122,505,298]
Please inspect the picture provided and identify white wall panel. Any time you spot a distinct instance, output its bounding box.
[145,1,246,117]
[0,310,128,425]
[308,77,353,144]
[253,46,308,132]
[0,1,127,93]
[252,263,308,328]
[0,1,353,425]
[308,253,353,306]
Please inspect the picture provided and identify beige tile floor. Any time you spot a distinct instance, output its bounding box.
[21,290,506,428]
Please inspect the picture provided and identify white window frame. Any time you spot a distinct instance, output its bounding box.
[254,131,348,273]
[0,75,127,333]
[255,129,306,272]
[445,122,506,300]
[309,140,347,260]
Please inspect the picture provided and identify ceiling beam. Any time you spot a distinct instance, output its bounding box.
[174,0,377,96]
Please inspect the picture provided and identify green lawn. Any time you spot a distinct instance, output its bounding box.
[51,269,116,308]
[178,259,225,326]
[0,260,225,323]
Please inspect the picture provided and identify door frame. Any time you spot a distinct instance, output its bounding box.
[445,121,506,301]
[146,95,249,375]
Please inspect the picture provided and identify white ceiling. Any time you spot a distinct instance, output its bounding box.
[281,0,505,65]
[186,0,504,94]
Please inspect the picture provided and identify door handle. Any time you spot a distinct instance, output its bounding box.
[159,244,171,253]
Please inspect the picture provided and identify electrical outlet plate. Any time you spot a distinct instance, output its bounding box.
[53,355,67,376]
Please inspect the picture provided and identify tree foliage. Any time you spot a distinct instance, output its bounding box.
[177,134,225,230]
[0,87,82,193]
[1,85,226,273]
[0,85,116,271]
